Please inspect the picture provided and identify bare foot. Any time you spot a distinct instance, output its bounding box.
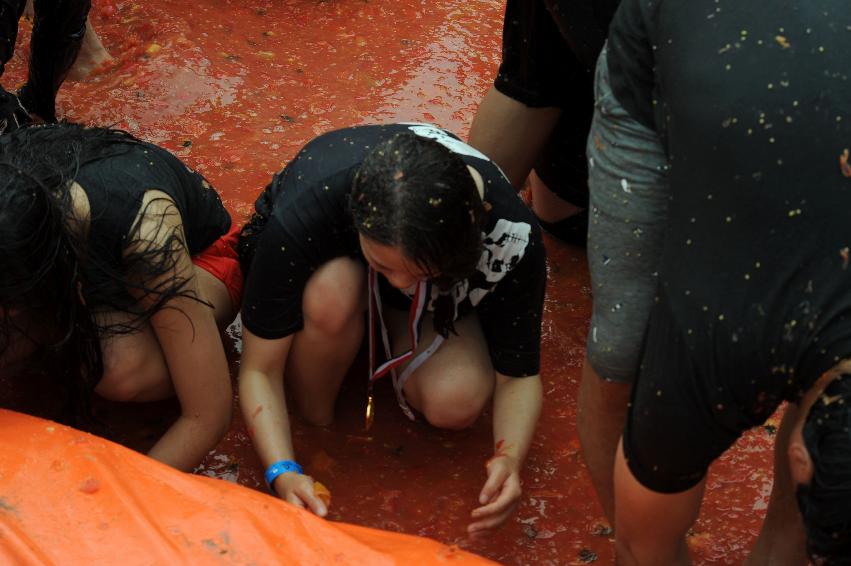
[67,20,113,81]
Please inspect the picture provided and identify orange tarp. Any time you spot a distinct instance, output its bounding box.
[0,410,497,565]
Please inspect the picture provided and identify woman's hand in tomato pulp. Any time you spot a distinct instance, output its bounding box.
[272,472,329,517]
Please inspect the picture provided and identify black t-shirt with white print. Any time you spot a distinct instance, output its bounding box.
[241,123,546,378]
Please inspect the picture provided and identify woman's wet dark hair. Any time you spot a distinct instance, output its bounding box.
[797,374,851,565]
[0,123,198,424]
[349,132,486,288]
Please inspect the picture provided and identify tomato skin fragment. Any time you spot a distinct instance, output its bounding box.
[79,477,101,494]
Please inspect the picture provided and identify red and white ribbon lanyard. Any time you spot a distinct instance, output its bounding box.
[365,267,444,430]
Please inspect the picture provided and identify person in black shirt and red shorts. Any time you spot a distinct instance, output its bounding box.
[0,123,241,472]
[237,123,546,534]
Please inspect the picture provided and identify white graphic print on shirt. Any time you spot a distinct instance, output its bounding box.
[396,218,532,316]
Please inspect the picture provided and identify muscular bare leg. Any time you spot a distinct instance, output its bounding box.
[468,86,561,189]
[614,438,703,566]
[577,358,631,524]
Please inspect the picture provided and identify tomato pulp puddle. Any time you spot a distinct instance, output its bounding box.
[3,1,778,563]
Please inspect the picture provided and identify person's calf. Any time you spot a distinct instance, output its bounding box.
[577,359,631,524]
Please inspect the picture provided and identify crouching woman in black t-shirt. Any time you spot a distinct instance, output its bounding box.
[0,123,241,472]
[237,123,546,532]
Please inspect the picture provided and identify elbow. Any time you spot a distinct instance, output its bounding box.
[193,392,234,445]
[212,396,234,441]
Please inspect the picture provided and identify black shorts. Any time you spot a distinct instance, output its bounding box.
[493,0,594,206]
[622,289,831,494]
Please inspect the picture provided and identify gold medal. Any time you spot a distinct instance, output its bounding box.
[364,391,375,431]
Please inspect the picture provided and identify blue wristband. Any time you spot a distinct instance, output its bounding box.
[264,459,303,492]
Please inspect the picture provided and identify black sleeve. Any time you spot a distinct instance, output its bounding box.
[240,215,321,340]
[605,0,657,130]
[240,164,359,340]
[477,231,546,377]
[541,0,615,69]
[494,0,585,108]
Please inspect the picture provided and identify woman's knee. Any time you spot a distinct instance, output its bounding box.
[96,333,170,402]
[418,374,492,430]
[302,258,365,335]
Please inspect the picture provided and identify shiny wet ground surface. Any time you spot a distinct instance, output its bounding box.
[3,1,777,563]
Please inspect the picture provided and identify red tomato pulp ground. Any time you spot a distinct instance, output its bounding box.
[4,1,780,564]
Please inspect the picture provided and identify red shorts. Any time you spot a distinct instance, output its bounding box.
[191,224,244,310]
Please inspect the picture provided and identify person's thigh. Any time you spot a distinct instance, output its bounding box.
[95,265,228,403]
[285,257,366,423]
[623,296,756,495]
[193,265,236,328]
[385,309,494,430]
[586,44,670,383]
